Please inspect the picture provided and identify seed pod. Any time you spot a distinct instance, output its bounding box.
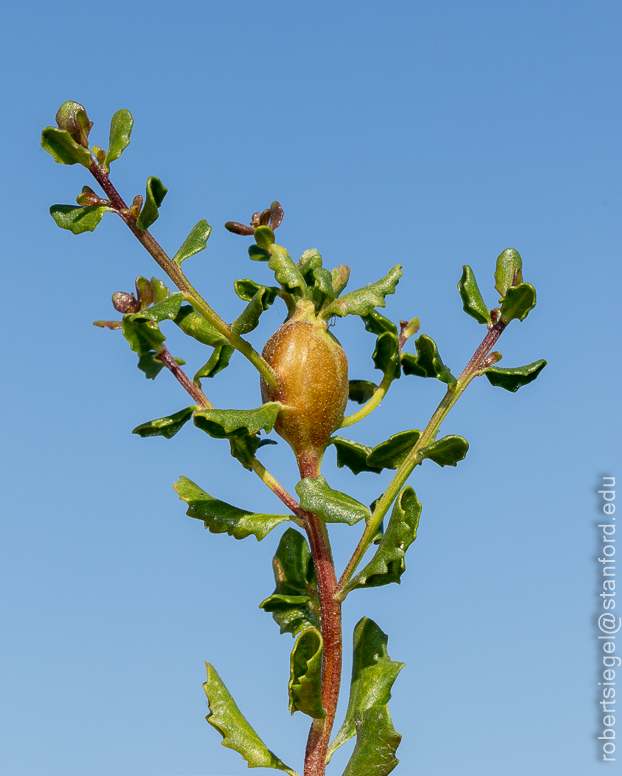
[261,317,348,476]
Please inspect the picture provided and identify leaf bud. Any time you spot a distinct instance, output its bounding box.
[92,146,106,164]
[483,351,503,368]
[112,291,139,313]
[55,101,93,148]
[494,248,524,298]
[224,221,255,236]
[76,186,104,207]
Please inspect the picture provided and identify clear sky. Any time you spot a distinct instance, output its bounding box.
[1,2,620,775]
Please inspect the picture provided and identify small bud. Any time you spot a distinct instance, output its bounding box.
[250,212,262,228]
[483,351,503,368]
[135,276,154,310]
[92,146,106,164]
[112,292,139,313]
[490,307,502,325]
[259,208,271,226]
[225,221,255,236]
[76,186,104,207]
[399,316,421,349]
[129,195,143,218]
[494,248,524,298]
[269,201,284,230]
[55,101,93,148]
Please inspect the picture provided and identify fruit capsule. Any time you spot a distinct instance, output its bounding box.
[261,314,348,476]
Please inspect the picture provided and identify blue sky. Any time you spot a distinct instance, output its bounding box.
[1,2,620,775]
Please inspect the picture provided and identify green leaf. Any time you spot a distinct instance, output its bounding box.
[259,528,320,637]
[367,430,421,471]
[231,287,275,336]
[327,618,404,761]
[269,245,307,296]
[348,380,378,404]
[136,351,185,380]
[361,309,398,336]
[54,101,92,147]
[322,265,402,320]
[105,108,133,167]
[254,225,275,250]
[482,359,547,392]
[151,277,170,304]
[194,344,234,382]
[288,628,326,718]
[132,406,196,439]
[172,219,212,266]
[296,476,370,525]
[248,245,271,261]
[174,305,228,347]
[401,334,456,386]
[203,663,298,775]
[373,331,401,381]
[227,433,264,471]
[331,264,351,296]
[136,176,168,231]
[129,292,183,323]
[310,266,335,308]
[50,204,114,234]
[420,434,469,467]
[193,403,281,439]
[500,282,537,324]
[458,265,491,325]
[298,249,323,276]
[122,316,165,356]
[41,127,92,167]
[342,705,401,776]
[494,248,524,297]
[344,486,421,593]
[331,437,382,475]
[234,279,279,305]
[174,477,290,541]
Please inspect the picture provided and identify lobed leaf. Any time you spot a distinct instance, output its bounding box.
[373,331,401,381]
[151,277,170,304]
[420,434,469,467]
[348,380,378,405]
[174,477,289,541]
[458,265,491,325]
[50,204,114,234]
[174,305,228,347]
[401,334,456,386]
[41,127,92,167]
[331,437,382,476]
[331,264,350,296]
[482,359,547,392]
[193,402,281,439]
[344,486,421,593]
[296,476,370,526]
[172,219,212,266]
[136,351,166,379]
[249,245,271,261]
[136,176,168,231]
[132,406,196,439]
[342,705,401,776]
[231,287,276,336]
[362,310,398,336]
[129,292,183,324]
[194,344,234,382]
[203,663,298,775]
[288,628,326,718]
[494,248,523,297]
[500,282,536,324]
[259,528,319,637]
[105,108,133,167]
[322,266,402,320]
[366,430,421,471]
[122,317,165,356]
[234,279,279,305]
[269,245,307,296]
[327,618,404,761]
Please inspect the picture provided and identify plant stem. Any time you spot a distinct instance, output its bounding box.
[88,160,281,391]
[336,319,507,598]
[155,346,212,409]
[296,457,341,776]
